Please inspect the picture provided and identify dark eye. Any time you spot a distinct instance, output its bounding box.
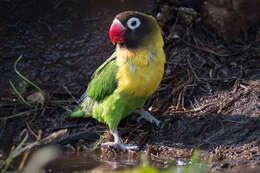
[127,17,141,30]
[131,20,137,26]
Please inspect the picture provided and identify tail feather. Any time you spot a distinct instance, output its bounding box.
[69,93,95,118]
[77,92,87,105]
[70,108,86,118]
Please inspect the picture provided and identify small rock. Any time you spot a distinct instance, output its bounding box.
[27,92,44,105]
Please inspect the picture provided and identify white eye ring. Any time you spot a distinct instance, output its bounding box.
[127,17,141,30]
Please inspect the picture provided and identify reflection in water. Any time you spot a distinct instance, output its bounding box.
[45,150,139,173]
[45,151,199,173]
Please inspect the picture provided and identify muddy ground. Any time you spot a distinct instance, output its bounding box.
[0,0,259,172]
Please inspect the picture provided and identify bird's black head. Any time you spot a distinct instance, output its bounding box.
[109,11,161,49]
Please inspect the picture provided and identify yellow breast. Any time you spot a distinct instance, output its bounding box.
[115,46,165,97]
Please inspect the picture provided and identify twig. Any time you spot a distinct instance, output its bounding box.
[14,129,67,159]
[37,130,43,143]
[175,90,183,110]
[182,40,251,57]
[50,99,75,104]
[0,102,18,108]
[1,129,68,170]
[162,75,175,81]
[217,85,250,114]
[183,40,231,57]
[25,121,37,138]
[181,90,186,111]
[0,129,29,172]
[199,126,225,147]
[187,57,202,83]
[18,151,30,171]
[199,77,237,81]
[63,85,78,104]
[92,134,106,151]
[172,102,217,114]
[1,146,15,172]
[0,108,39,120]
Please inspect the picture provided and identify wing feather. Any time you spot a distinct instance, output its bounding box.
[86,53,118,101]
[70,53,118,118]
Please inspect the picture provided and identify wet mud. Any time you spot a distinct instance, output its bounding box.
[0,0,260,172]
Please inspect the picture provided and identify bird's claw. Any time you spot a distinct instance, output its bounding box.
[136,109,160,127]
[101,142,139,151]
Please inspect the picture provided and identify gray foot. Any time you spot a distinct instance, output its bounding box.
[101,142,138,151]
[136,108,160,127]
[101,127,139,151]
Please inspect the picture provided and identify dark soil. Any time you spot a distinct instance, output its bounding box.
[0,0,260,172]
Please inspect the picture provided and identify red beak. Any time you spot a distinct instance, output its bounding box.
[109,19,125,44]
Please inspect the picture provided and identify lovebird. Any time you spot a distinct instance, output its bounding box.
[70,11,165,150]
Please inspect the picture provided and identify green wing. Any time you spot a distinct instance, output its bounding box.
[70,52,118,118]
[86,52,118,101]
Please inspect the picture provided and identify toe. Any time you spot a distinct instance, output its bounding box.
[155,120,160,127]
[120,143,139,151]
[101,142,115,147]
[101,142,139,151]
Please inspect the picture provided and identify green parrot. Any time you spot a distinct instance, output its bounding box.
[70,11,165,150]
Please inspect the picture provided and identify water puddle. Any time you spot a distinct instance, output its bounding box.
[46,153,139,173]
[44,150,182,173]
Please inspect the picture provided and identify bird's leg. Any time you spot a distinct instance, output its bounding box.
[136,108,160,127]
[101,127,139,151]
